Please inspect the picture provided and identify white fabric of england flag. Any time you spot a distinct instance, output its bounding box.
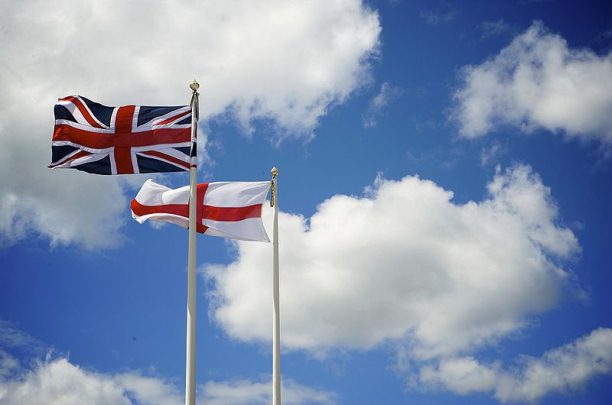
[131,179,271,242]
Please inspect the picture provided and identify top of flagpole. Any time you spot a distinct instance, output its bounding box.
[189,80,200,134]
[190,80,200,92]
[190,80,200,115]
[270,167,278,207]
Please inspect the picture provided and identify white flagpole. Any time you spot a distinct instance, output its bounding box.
[271,167,281,405]
[185,80,199,405]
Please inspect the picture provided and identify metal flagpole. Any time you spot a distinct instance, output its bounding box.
[185,80,199,405]
[271,167,281,405]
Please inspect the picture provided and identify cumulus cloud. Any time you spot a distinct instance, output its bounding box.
[203,379,337,405]
[453,21,612,144]
[418,327,612,402]
[0,352,336,405]
[362,82,403,128]
[0,355,175,405]
[0,0,380,249]
[419,356,498,395]
[206,165,578,359]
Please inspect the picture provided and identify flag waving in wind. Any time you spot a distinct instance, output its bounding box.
[131,179,270,242]
[50,96,194,175]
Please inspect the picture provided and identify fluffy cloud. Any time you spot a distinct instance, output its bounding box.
[206,165,578,359]
[419,327,612,402]
[0,352,336,405]
[203,379,337,405]
[453,21,612,143]
[0,0,380,249]
[419,356,498,395]
[0,356,169,405]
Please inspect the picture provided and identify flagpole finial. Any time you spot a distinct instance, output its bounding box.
[190,80,200,92]
[271,166,278,179]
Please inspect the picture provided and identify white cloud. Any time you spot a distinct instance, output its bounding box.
[0,173,128,250]
[0,0,380,249]
[0,322,334,404]
[419,327,612,402]
[206,165,578,359]
[362,82,403,128]
[419,356,498,395]
[0,356,142,405]
[203,379,337,405]
[0,356,189,405]
[0,352,336,405]
[454,21,612,144]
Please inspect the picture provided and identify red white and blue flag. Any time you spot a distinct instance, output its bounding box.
[50,96,195,175]
[131,179,271,242]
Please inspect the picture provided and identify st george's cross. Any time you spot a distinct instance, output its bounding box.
[130,179,270,241]
[50,95,195,175]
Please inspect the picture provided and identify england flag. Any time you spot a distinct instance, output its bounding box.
[131,179,271,242]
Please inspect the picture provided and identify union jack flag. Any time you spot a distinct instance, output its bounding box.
[50,96,195,175]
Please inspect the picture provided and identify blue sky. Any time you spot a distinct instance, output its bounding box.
[1,0,612,404]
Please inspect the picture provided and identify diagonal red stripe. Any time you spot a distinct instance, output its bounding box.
[157,110,191,126]
[140,150,190,169]
[48,150,91,168]
[63,96,105,129]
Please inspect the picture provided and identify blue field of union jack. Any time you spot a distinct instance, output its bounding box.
[50,96,195,175]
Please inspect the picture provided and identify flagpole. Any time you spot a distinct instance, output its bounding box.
[271,167,281,405]
[185,80,199,405]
